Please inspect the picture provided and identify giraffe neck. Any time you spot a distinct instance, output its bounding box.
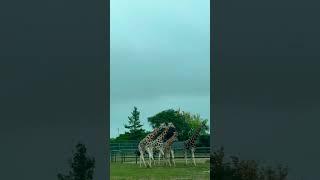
[157,128,169,141]
[167,134,177,146]
[149,127,159,136]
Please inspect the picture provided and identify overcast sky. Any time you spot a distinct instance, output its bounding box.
[110,0,210,138]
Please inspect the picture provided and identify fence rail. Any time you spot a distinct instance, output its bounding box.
[110,141,207,150]
[110,142,210,163]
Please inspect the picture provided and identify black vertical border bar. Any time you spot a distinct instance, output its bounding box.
[210,0,216,178]
[106,0,110,179]
[210,0,215,151]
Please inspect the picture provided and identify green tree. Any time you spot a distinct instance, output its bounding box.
[148,108,209,141]
[148,109,188,140]
[122,106,146,140]
[57,143,95,180]
[183,111,209,136]
[110,106,149,142]
[124,106,143,133]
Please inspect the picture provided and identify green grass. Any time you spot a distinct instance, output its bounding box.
[110,160,210,180]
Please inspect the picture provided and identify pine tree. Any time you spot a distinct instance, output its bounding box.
[123,106,146,140]
[124,106,143,134]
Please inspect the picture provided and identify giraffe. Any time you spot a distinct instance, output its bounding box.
[138,123,166,167]
[149,122,175,166]
[184,121,207,166]
[163,131,178,167]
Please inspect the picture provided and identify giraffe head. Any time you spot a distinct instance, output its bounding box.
[152,123,167,137]
[167,122,175,128]
[165,131,178,147]
[160,123,170,136]
[147,123,167,141]
[155,124,170,144]
[158,123,166,130]
[202,121,207,128]
[193,121,207,135]
[163,123,176,142]
[172,131,178,141]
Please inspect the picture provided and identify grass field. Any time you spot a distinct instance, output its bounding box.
[110,159,210,180]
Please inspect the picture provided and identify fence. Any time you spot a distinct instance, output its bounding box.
[110,141,210,163]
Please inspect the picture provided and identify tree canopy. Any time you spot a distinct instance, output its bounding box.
[112,107,209,146]
[124,106,143,134]
[147,108,209,141]
[114,107,147,141]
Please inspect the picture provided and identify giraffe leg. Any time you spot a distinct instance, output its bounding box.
[146,148,153,168]
[164,153,167,166]
[184,149,188,165]
[165,149,169,166]
[167,153,171,167]
[168,152,172,167]
[157,149,162,165]
[138,146,147,167]
[159,149,165,165]
[140,153,147,167]
[153,148,157,166]
[170,150,175,167]
[151,151,154,165]
[152,150,156,166]
[163,151,168,166]
[158,152,161,165]
[191,147,196,166]
[153,149,158,166]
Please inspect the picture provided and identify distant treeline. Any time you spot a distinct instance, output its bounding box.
[110,107,210,147]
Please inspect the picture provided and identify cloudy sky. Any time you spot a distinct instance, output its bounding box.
[110,0,210,138]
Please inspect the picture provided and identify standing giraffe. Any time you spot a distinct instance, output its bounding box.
[149,122,175,166]
[138,123,166,167]
[163,131,178,167]
[184,121,207,166]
